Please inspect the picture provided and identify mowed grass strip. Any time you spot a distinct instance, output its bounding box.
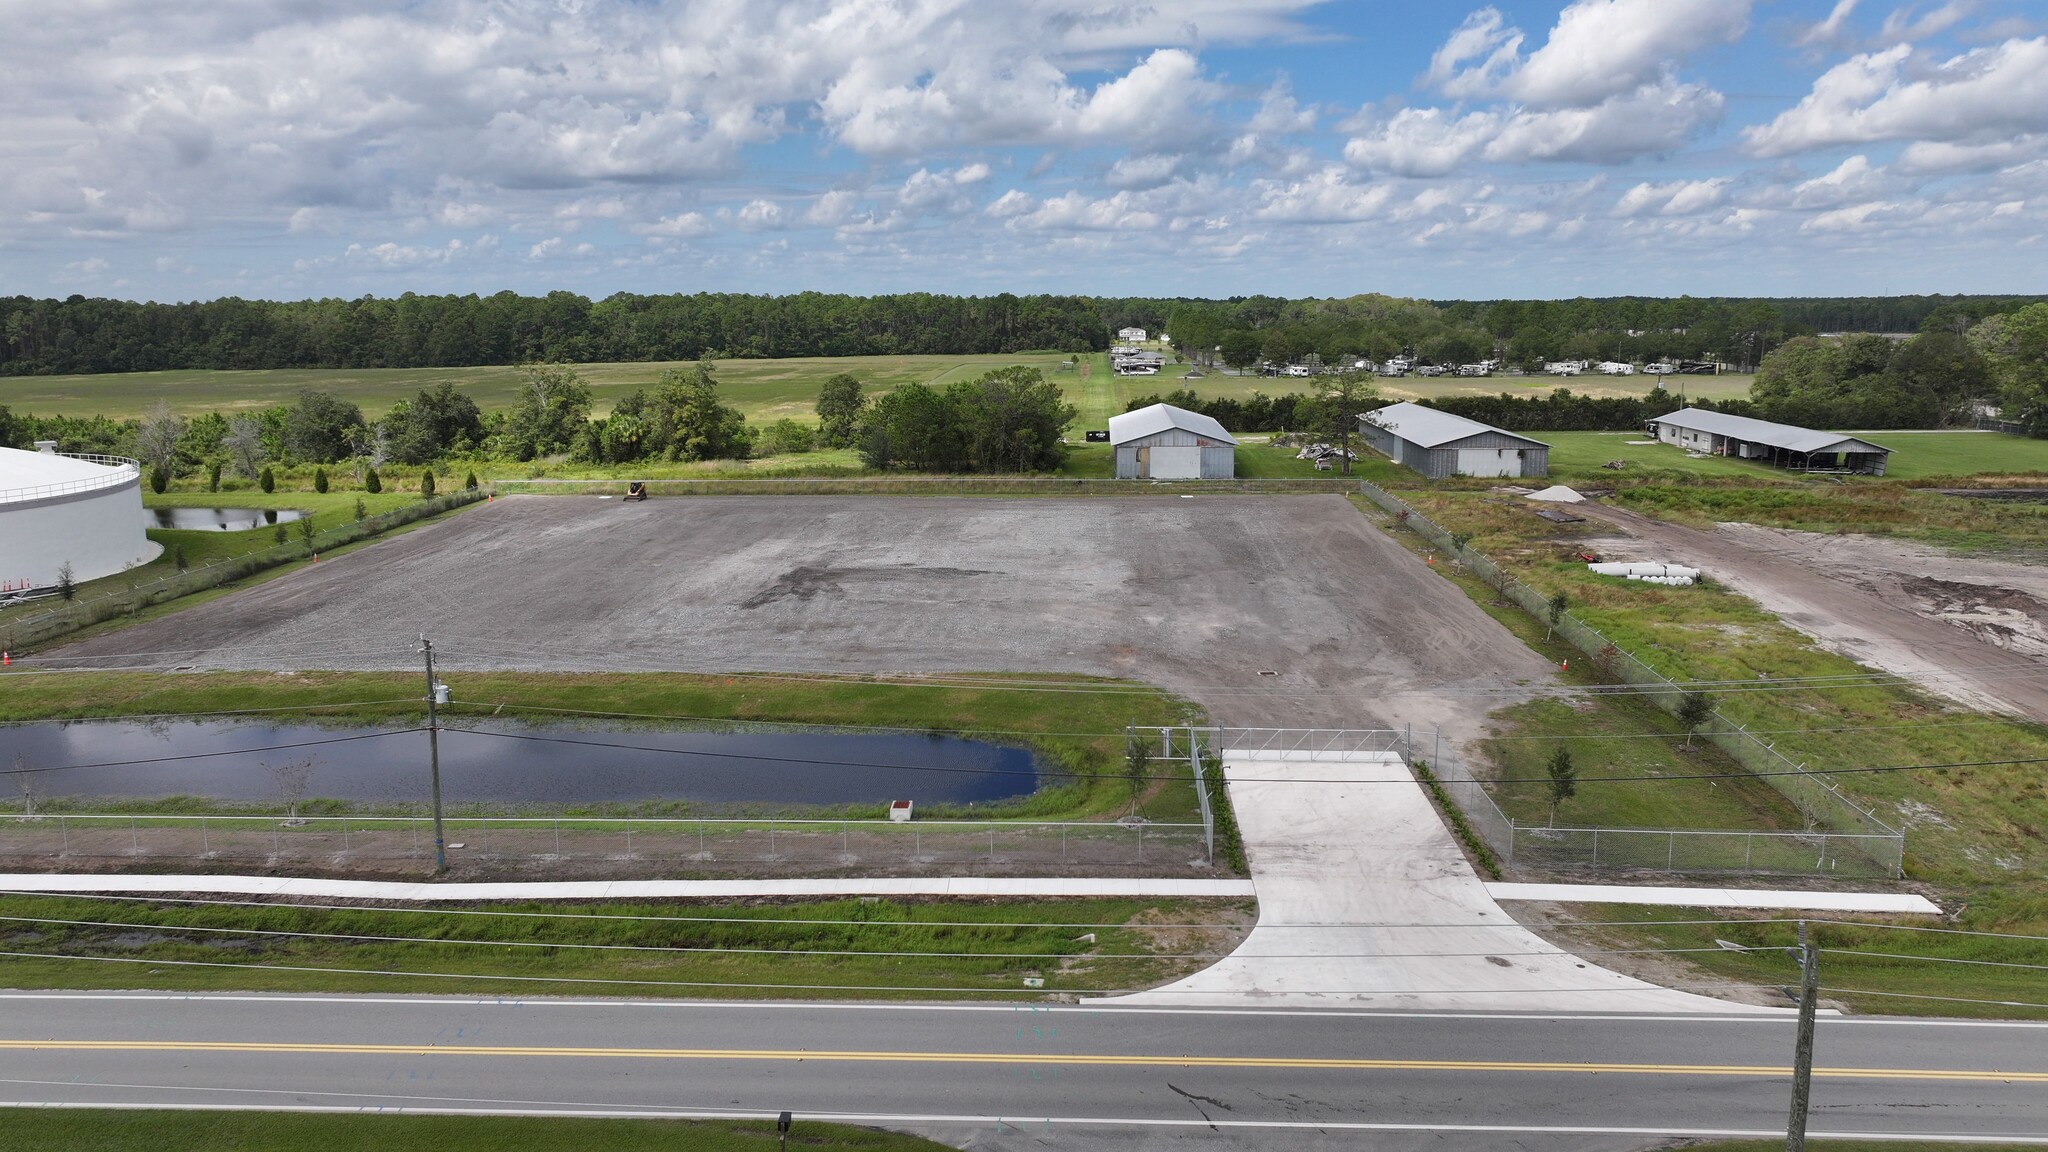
[0,895,1253,1000]
[0,1108,953,1152]
[1550,905,2048,1021]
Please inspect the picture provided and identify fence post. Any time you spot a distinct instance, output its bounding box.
[59,815,67,854]
[1667,831,1676,870]
[1591,828,1599,864]
[342,816,349,852]
[554,818,561,857]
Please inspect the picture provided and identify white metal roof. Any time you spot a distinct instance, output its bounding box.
[1648,408,1891,455]
[1362,402,1551,450]
[1107,403,1237,446]
[0,446,139,504]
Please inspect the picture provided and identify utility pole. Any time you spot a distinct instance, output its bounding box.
[1786,919,1820,1152]
[421,634,447,875]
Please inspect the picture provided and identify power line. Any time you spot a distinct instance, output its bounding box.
[0,892,1807,933]
[0,728,428,777]
[1819,949,2048,974]
[0,699,427,727]
[0,914,1744,963]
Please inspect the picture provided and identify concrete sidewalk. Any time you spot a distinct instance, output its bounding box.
[1489,882,1942,914]
[1108,751,1784,1013]
[0,875,1256,901]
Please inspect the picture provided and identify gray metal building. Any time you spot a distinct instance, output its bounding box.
[1359,402,1551,479]
[1110,403,1237,479]
[1647,408,1891,475]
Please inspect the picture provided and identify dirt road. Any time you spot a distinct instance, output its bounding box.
[42,495,1554,737]
[1576,503,2048,721]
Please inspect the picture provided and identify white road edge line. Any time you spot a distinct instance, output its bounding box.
[1,1100,2045,1143]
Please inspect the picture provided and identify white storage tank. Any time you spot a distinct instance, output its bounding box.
[0,444,155,590]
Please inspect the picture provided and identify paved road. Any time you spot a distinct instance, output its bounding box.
[2,993,2045,1150]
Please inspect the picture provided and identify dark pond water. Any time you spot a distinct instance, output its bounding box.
[0,720,1037,807]
[148,507,306,532]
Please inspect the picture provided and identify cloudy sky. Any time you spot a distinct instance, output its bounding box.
[4,0,2044,301]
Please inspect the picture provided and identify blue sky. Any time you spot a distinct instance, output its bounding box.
[3,1,2043,302]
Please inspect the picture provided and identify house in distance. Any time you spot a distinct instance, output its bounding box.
[1359,402,1551,479]
[1110,402,1237,479]
[1116,325,1148,343]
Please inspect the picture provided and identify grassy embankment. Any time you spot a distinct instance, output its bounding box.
[0,892,1251,999]
[0,668,1205,824]
[0,1108,954,1151]
[1353,483,2048,1016]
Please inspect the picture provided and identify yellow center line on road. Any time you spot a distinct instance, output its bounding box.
[1,1040,2043,1083]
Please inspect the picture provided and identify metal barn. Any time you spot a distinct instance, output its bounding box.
[1359,402,1551,479]
[1646,408,1892,475]
[1110,403,1237,479]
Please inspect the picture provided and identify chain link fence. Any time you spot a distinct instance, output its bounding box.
[0,487,490,653]
[1356,481,1905,877]
[0,813,1210,874]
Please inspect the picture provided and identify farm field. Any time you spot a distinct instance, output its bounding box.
[0,352,1075,422]
[0,355,1750,427]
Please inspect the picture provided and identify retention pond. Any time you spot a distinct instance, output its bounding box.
[147,507,307,532]
[1,719,1038,808]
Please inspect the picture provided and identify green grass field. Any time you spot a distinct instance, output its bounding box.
[1538,429,2048,483]
[1,352,1077,422]
[0,1108,951,1151]
[0,893,1249,1001]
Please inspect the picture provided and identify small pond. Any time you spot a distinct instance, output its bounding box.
[0,719,1037,807]
[147,507,307,532]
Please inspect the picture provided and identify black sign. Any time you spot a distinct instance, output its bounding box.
[1085,430,1110,442]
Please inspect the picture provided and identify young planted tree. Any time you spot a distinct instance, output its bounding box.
[296,515,317,549]
[1676,690,1715,751]
[258,465,276,494]
[1124,731,1151,815]
[364,468,381,494]
[1546,590,1570,641]
[56,562,75,600]
[148,465,169,494]
[464,471,478,490]
[353,497,367,521]
[272,523,288,546]
[267,758,316,827]
[313,467,329,494]
[173,544,189,571]
[1544,745,1577,826]
[207,461,222,492]
[420,469,436,498]
[14,753,42,820]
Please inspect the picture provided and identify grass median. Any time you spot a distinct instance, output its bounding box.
[0,894,1254,1000]
[0,1108,953,1152]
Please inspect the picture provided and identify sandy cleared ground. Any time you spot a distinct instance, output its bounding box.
[44,494,1553,736]
[1577,503,2048,721]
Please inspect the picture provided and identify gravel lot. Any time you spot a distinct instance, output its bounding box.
[46,495,1552,733]
[1578,503,2048,722]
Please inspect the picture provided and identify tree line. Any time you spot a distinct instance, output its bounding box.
[0,359,1079,477]
[5,290,2039,378]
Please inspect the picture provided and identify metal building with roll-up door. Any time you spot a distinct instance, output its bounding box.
[1358,402,1551,479]
[1110,403,1237,479]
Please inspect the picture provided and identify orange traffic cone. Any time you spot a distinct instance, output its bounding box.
[1560,658,1569,672]
[2,650,10,667]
